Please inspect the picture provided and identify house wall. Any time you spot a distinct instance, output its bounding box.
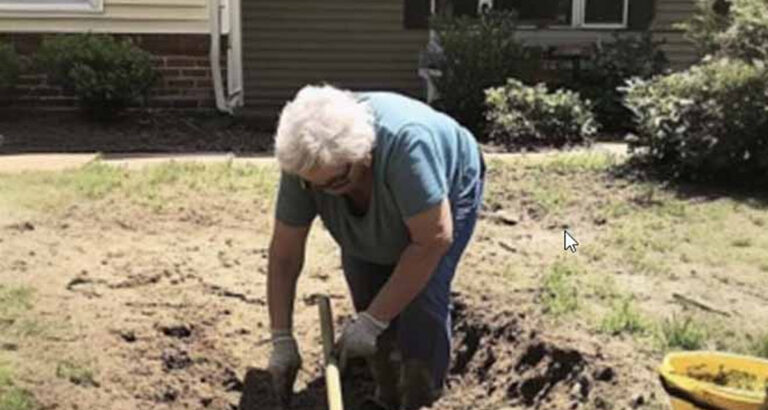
[241,0,428,122]
[0,33,219,109]
[653,0,699,68]
[0,0,209,33]
[0,0,217,109]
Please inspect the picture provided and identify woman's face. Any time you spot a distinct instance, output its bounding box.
[299,158,369,195]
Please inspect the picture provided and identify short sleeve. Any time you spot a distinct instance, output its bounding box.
[386,125,448,219]
[275,172,317,226]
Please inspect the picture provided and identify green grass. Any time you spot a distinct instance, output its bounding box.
[541,260,581,316]
[56,360,98,387]
[0,161,277,213]
[0,286,33,329]
[749,333,768,359]
[658,316,708,351]
[599,298,649,336]
[0,363,33,410]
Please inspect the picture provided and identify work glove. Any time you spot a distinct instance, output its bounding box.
[336,311,389,371]
[267,329,302,407]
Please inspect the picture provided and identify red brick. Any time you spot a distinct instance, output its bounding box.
[167,79,195,88]
[180,69,210,77]
[157,68,183,78]
[173,99,199,108]
[166,57,198,68]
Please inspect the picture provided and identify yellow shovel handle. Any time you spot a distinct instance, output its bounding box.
[318,295,344,410]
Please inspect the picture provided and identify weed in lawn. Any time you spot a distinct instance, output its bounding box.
[749,333,768,359]
[0,286,32,317]
[0,363,33,410]
[731,238,752,248]
[658,315,707,351]
[541,259,581,316]
[56,360,98,387]
[599,298,648,336]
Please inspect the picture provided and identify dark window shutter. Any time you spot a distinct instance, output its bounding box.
[628,0,656,30]
[404,0,431,29]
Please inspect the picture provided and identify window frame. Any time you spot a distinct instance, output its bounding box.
[499,0,629,30]
[0,0,104,13]
[578,0,629,29]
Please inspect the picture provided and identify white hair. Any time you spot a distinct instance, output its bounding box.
[274,84,376,174]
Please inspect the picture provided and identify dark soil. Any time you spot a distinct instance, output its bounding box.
[0,109,273,154]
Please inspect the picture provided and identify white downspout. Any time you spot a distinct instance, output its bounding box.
[210,0,231,114]
[226,0,244,109]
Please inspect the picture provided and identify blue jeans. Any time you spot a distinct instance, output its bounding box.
[342,166,485,395]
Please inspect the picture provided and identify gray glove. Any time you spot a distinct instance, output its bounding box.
[267,329,301,407]
[336,311,389,370]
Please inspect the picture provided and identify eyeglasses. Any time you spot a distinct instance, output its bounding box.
[301,164,353,192]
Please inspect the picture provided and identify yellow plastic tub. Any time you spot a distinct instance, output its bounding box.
[659,351,768,410]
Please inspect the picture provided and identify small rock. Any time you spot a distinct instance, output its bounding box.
[119,331,137,343]
[594,366,615,382]
[160,324,192,339]
[631,394,645,408]
[0,342,18,351]
[161,349,192,371]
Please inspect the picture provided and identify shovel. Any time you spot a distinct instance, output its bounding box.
[318,295,345,410]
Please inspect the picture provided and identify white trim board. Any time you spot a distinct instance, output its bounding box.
[0,0,103,13]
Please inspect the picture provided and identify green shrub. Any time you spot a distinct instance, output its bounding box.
[36,33,158,118]
[485,78,597,150]
[679,0,768,62]
[717,0,768,61]
[0,42,21,90]
[429,11,540,138]
[572,33,668,132]
[623,58,768,182]
[677,0,732,57]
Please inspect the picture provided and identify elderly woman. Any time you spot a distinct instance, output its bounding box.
[267,85,485,410]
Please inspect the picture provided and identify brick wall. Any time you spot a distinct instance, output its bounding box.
[0,33,221,110]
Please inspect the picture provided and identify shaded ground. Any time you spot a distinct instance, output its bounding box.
[0,110,272,154]
[0,154,766,409]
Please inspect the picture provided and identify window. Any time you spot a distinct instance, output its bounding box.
[0,0,103,13]
[443,0,629,28]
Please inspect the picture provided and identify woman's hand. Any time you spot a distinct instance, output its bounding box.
[267,330,302,407]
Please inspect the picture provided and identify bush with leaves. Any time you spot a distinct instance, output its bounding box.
[677,0,732,57]
[36,33,158,118]
[428,11,540,138]
[0,42,20,90]
[486,79,597,150]
[571,33,668,132]
[623,58,768,183]
[679,0,768,62]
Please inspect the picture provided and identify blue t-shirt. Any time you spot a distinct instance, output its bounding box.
[275,92,482,265]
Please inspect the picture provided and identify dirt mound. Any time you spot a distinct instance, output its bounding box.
[435,295,622,410]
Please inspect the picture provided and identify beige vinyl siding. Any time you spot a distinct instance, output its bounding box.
[242,0,427,120]
[0,0,208,33]
[652,0,699,68]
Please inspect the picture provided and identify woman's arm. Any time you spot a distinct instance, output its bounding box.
[366,198,453,322]
[267,220,312,331]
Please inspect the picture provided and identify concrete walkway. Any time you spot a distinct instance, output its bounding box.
[0,143,628,174]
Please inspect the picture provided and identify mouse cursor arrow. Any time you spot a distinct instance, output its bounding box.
[564,230,579,253]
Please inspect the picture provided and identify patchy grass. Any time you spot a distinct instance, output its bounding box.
[658,316,708,351]
[599,298,649,336]
[0,161,277,213]
[0,287,32,317]
[56,360,98,387]
[541,259,581,316]
[749,333,768,359]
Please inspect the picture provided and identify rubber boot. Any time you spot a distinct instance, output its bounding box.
[399,360,442,410]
